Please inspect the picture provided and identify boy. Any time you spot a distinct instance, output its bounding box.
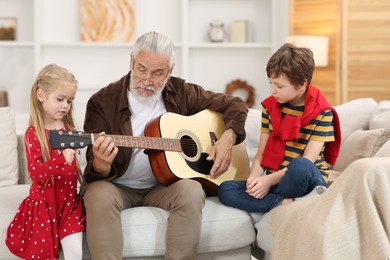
[218,43,341,213]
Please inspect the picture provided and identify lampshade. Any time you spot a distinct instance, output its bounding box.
[286,35,329,67]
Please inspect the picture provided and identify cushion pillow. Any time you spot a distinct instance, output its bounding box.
[333,128,390,172]
[374,140,390,157]
[369,100,390,131]
[334,98,377,143]
[245,108,262,164]
[0,107,19,186]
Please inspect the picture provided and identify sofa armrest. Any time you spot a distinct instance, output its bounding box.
[17,134,31,184]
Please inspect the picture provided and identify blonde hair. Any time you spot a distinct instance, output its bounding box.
[27,64,82,182]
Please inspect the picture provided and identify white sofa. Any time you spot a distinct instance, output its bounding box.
[0,106,256,260]
[250,98,390,259]
[1,98,389,259]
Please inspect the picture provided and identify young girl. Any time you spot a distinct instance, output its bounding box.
[218,43,342,213]
[6,64,85,259]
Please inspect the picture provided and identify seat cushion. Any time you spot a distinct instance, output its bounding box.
[81,197,255,258]
[120,197,256,257]
[254,212,273,254]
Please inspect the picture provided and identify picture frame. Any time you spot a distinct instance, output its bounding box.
[80,0,135,42]
[0,17,17,41]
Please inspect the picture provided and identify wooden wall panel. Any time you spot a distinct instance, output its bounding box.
[342,0,390,102]
[290,0,340,105]
[292,0,390,105]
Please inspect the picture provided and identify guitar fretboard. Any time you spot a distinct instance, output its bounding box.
[103,134,182,152]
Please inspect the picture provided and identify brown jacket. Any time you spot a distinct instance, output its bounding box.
[82,72,248,183]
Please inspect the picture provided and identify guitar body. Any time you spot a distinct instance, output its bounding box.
[145,109,250,196]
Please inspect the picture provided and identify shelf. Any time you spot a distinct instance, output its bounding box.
[188,42,273,49]
[0,0,289,135]
[40,42,186,49]
[41,42,134,48]
[187,0,272,43]
[0,41,34,47]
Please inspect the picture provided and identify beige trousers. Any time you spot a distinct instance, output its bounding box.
[82,179,206,260]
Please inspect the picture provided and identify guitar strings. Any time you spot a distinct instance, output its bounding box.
[56,133,210,150]
[60,133,212,142]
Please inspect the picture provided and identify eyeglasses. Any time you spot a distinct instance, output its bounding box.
[132,67,168,85]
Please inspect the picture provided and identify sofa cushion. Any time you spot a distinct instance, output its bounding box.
[334,98,377,143]
[254,212,272,254]
[79,197,256,258]
[0,107,19,187]
[374,140,390,157]
[125,197,255,257]
[245,109,262,164]
[333,128,390,172]
[369,100,390,131]
[0,184,30,258]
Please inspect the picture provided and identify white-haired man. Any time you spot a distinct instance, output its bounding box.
[81,31,248,260]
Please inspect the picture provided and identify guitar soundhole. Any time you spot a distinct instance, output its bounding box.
[180,135,197,158]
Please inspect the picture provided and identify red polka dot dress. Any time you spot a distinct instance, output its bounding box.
[6,126,85,260]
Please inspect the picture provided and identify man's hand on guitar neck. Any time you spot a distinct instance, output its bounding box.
[207,128,237,179]
[92,132,118,177]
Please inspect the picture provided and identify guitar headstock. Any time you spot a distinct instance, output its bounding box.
[49,130,92,149]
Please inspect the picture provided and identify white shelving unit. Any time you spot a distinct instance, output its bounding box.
[0,0,289,133]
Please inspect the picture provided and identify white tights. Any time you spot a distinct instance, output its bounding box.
[60,232,83,260]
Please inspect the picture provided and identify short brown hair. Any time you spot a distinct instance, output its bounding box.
[266,43,315,88]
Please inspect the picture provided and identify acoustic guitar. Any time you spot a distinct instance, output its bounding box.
[49,109,250,196]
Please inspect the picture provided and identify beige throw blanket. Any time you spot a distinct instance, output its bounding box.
[269,157,390,259]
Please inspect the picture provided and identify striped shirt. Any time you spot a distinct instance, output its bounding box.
[261,103,335,179]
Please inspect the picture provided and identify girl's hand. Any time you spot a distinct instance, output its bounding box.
[62,149,76,164]
[246,175,272,199]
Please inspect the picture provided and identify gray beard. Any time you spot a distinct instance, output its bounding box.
[129,76,167,103]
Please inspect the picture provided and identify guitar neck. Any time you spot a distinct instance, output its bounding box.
[100,134,182,152]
